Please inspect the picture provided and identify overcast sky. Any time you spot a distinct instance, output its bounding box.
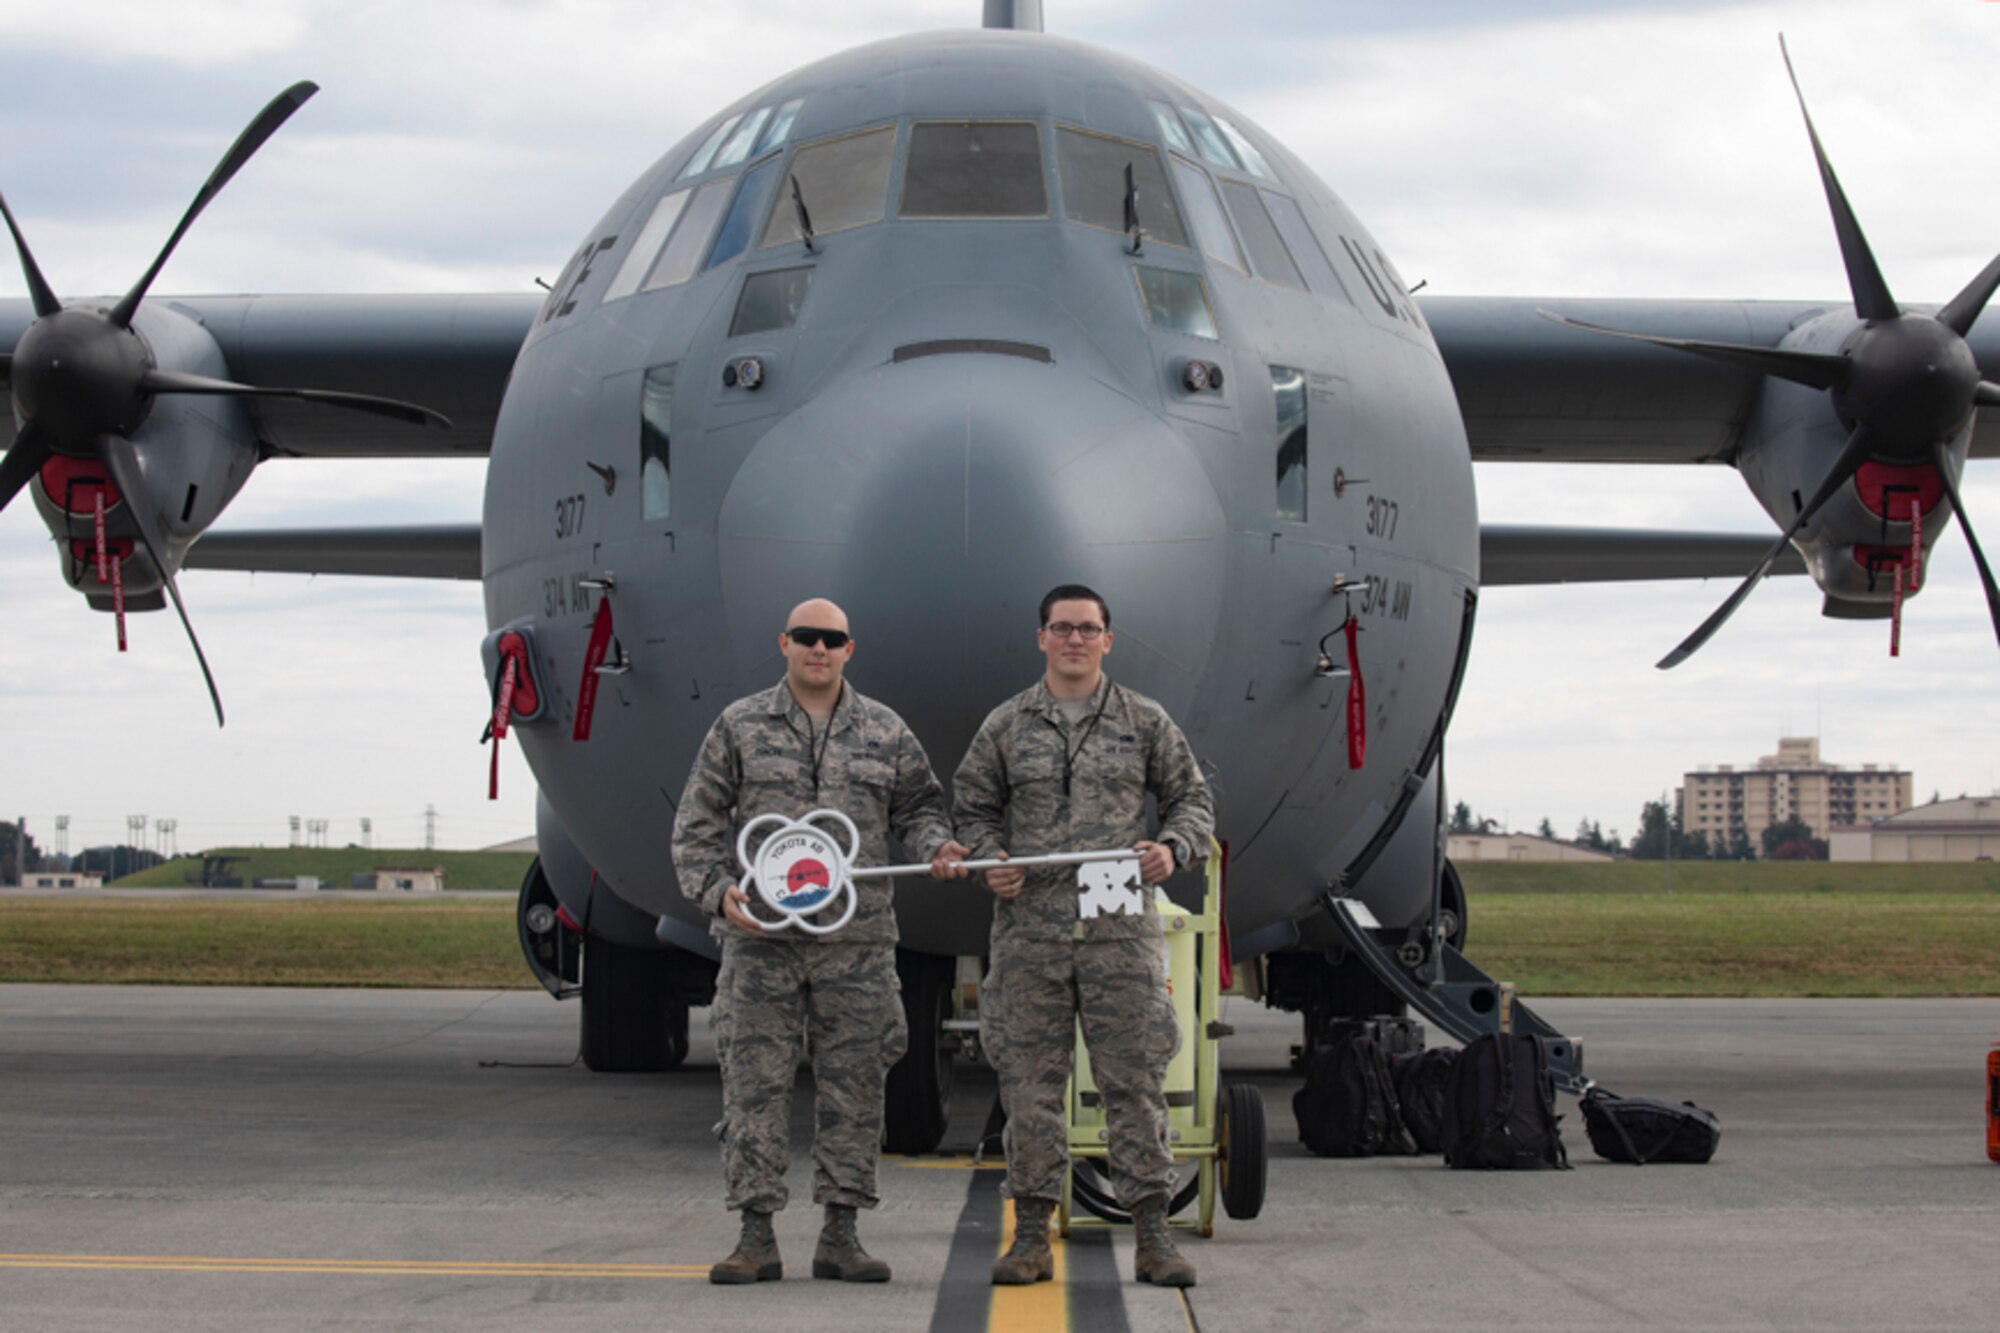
[4,0,1998,856]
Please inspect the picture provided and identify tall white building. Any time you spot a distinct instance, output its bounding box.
[1680,737,1910,852]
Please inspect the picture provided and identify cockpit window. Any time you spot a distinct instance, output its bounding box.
[757,99,805,154]
[713,107,772,171]
[681,115,741,178]
[1260,192,1352,304]
[730,267,814,337]
[1135,267,1218,340]
[1212,115,1277,180]
[1055,126,1188,249]
[1147,100,1196,158]
[1168,157,1244,273]
[602,189,691,303]
[1272,365,1307,522]
[706,156,785,271]
[1219,181,1304,290]
[643,178,733,290]
[900,121,1047,218]
[762,125,896,247]
[1175,105,1241,173]
[640,364,676,522]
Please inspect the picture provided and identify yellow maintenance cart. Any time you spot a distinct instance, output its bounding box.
[1058,841,1267,1236]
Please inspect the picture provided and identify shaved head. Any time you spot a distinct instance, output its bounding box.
[785,598,850,633]
[779,597,855,710]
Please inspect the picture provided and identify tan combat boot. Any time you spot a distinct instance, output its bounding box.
[813,1203,891,1282]
[990,1197,1055,1285]
[1131,1198,1196,1287]
[709,1209,782,1284]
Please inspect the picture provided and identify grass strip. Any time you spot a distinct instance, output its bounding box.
[0,898,530,989]
[6,888,1999,996]
[1464,892,2000,996]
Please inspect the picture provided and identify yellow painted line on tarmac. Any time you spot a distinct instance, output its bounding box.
[987,1199,1067,1333]
[890,1155,1007,1170]
[0,1253,706,1279]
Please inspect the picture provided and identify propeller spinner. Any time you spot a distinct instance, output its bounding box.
[0,82,451,726]
[1544,38,2000,667]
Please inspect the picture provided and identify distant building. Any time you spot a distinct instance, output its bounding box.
[1681,737,1910,852]
[1447,833,1615,863]
[480,835,538,854]
[1830,795,2000,862]
[22,870,103,889]
[371,866,446,893]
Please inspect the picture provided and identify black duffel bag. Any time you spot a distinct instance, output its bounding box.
[1580,1087,1721,1164]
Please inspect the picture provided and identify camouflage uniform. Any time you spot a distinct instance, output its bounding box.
[953,675,1214,1207]
[672,678,954,1214]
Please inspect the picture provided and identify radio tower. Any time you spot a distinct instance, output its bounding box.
[424,805,437,851]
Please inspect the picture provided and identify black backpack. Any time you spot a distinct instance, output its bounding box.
[1294,1022,1418,1158]
[1440,1032,1570,1170]
[1389,1047,1460,1154]
[1580,1088,1721,1164]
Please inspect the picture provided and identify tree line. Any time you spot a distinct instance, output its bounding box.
[1450,801,1828,861]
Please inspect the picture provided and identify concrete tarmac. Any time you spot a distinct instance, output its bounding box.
[1,985,1995,1331]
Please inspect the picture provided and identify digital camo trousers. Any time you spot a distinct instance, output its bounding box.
[713,936,908,1214]
[980,933,1182,1208]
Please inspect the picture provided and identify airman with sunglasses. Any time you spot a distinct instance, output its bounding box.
[672,597,968,1286]
[948,583,1214,1289]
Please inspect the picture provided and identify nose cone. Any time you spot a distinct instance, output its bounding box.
[718,352,1225,753]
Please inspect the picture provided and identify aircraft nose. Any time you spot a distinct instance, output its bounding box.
[716,351,1226,744]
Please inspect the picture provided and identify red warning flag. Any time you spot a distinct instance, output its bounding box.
[573,596,615,741]
[1345,617,1365,770]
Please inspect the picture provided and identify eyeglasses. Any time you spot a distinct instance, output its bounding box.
[786,627,850,649]
[1042,622,1105,640]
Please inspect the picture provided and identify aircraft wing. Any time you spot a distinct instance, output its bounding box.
[176,520,1800,588]
[1422,296,2000,462]
[1479,524,1806,586]
[184,525,482,579]
[0,294,538,457]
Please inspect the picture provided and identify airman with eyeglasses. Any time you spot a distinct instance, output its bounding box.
[946,582,1214,1289]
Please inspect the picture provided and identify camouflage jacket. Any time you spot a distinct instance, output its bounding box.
[671,679,955,943]
[952,675,1213,943]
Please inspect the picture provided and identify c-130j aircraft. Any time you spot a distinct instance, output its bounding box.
[4,1,1998,1148]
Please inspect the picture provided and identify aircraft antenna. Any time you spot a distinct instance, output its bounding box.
[982,0,1043,32]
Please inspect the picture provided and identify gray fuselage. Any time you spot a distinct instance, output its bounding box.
[481,28,1477,957]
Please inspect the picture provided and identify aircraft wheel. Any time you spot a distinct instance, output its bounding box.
[1438,859,1468,951]
[580,934,683,1072]
[1219,1081,1267,1220]
[1070,1158,1201,1225]
[883,948,954,1153]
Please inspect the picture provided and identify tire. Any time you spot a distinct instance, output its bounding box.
[580,934,684,1072]
[1438,859,1468,952]
[1219,1081,1268,1220]
[883,948,954,1153]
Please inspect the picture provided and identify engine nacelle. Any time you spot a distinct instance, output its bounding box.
[23,302,259,609]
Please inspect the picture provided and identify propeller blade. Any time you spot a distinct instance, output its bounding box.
[1538,310,1848,391]
[0,189,63,318]
[97,434,226,727]
[1974,382,2000,409]
[1780,37,1897,322]
[0,421,53,513]
[1938,252,2000,338]
[109,82,319,330]
[139,369,452,429]
[1659,423,1878,669]
[1931,442,2000,652]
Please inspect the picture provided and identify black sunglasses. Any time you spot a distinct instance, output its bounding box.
[786,626,851,649]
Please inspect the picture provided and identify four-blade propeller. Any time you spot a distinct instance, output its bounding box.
[0,82,451,726]
[1544,38,2000,668]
